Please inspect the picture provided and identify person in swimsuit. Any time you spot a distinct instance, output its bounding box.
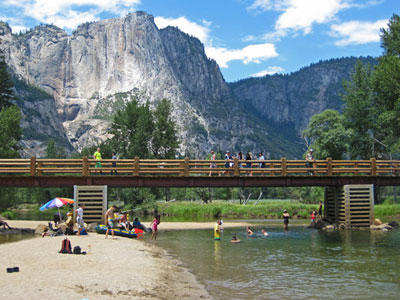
[318,201,323,219]
[283,209,290,230]
[231,236,240,243]
[105,205,117,239]
[214,220,222,240]
[261,229,268,236]
[246,226,254,236]
[150,215,160,240]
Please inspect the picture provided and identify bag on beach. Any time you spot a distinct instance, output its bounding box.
[59,238,72,254]
[73,246,81,255]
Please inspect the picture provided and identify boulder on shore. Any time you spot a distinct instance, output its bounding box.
[370,224,393,231]
[35,224,48,235]
[374,219,383,226]
[87,223,98,232]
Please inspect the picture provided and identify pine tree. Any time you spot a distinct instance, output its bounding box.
[0,49,14,110]
[152,99,179,159]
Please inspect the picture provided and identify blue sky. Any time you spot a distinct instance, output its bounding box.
[0,0,397,82]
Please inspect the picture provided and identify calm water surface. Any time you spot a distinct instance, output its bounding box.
[157,226,400,300]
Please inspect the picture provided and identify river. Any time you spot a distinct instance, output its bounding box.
[156,225,400,300]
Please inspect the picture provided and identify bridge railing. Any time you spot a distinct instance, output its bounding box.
[0,157,400,177]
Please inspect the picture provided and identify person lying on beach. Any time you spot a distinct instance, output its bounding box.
[231,236,240,243]
[261,229,269,237]
[246,226,254,236]
[0,218,11,230]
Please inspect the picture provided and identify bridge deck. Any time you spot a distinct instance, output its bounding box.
[0,157,399,187]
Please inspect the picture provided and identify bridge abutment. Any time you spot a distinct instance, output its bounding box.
[73,185,107,224]
[325,184,374,228]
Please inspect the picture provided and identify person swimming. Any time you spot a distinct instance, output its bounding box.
[246,226,254,236]
[231,235,240,243]
[261,229,268,236]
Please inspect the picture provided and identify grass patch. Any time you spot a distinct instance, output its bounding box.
[156,201,319,220]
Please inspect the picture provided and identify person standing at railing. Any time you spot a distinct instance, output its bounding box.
[224,151,233,175]
[306,149,314,175]
[246,151,253,176]
[258,152,265,175]
[238,151,244,169]
[209,150,217,176]
[93,147,102,175]
[111,152,118,175]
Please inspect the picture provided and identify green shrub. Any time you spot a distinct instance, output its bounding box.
[1,210,16,220]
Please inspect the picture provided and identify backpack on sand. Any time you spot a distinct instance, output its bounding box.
[73,246,81,255]
[59,238,72,254]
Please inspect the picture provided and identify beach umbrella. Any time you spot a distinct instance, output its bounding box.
[39,197,75,221]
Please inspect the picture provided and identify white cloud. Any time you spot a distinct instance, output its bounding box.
[3,0,141,30]
[251,66,284,77]
[247,0,352,39]
[155,15,278,68]
[205,43,278,68]
[154,16,210,44]
[330,19,388,46]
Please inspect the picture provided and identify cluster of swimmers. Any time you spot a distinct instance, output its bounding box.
[214,219,270,243]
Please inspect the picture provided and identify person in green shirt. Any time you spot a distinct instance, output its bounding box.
[93,147,102,174]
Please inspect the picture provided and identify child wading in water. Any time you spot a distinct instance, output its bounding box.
[150,215,161,240]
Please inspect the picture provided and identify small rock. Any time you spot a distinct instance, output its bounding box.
[35,224,48,235]
[87,223,98,232]
[388,221,399,228]
[323,225,336,230]
[374,219,383,226]
[370,224,393,230]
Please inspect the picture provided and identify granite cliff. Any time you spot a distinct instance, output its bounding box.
[1,12,288,157]
[0,13,376,159]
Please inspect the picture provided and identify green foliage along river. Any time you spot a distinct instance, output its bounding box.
[157,226,400,300]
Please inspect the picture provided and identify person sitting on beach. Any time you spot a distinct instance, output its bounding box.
[119,212,130,230]
[231,236,240,243]
[0,217,11,230]
[133,218,145,231]
[105,205,117,239]
[246,226,254,236]
[261,229,269,236]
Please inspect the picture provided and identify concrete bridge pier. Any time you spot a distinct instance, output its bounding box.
[324,184,374,228]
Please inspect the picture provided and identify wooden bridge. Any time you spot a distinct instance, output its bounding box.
[0,157,400,188]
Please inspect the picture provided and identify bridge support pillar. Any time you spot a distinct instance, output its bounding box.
[324,184,374,228]
[73,185,107,224]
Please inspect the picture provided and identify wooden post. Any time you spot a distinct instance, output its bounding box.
[82,157,89,176]
[133,157,140,176]
[37,161,43,176]
[184,157,190,176]
[233,157,239,176]
[281,157,287,176]
[30,157,36,176]
[371,158,377,176]
[327,157,332,176]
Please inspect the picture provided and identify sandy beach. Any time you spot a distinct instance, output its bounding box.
[1,220,254,300]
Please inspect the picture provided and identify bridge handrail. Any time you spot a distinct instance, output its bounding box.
[0,157,399,177]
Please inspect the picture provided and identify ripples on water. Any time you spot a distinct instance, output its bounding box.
[157,226,400,300]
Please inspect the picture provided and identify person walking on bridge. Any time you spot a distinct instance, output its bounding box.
[306,149,314,175]
[93,147,102,175]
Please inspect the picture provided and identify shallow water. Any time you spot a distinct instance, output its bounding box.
[157,226,400,300]
[0,234,35,245]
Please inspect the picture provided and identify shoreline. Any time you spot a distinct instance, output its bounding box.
[0,230,210,300]
[0,220,261,300]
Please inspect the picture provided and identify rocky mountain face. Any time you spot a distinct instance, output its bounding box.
[0,13,377,159]
[0,12,280,158]
[230,57,377,136]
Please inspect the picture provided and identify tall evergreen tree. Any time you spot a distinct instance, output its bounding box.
[0,105,22,158]
[341,61,377,159]
[152,99,179,159]
[0,49,14,110]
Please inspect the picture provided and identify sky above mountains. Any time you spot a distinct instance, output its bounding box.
[0,0,397,81]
